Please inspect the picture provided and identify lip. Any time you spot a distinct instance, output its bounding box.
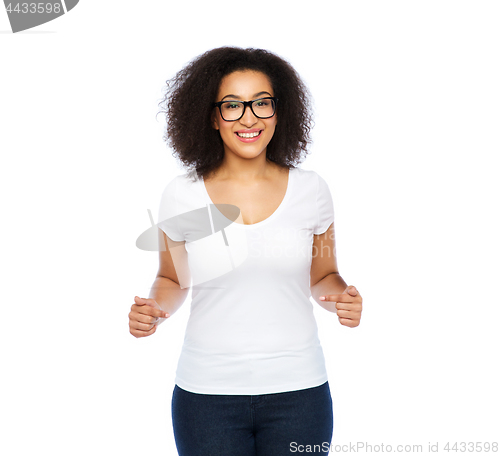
[236,128,261,134]
[234,129,263,143]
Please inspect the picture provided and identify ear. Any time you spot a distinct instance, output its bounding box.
[211,109,220,131]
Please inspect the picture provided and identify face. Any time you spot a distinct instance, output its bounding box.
[212,70,277,161]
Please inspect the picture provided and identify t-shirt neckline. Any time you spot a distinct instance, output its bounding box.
[199,168,295,229]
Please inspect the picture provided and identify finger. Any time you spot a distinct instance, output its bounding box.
[139,306,169,319]
[336,309,355,319]
[130,312,162,326]
[130,324,157,338]
[134,296,159,308]
[131,304,167,318]
[132,301,169,318]
[319,293,355,303]
[335,301,363,312]
[336,309,361,321]
[134,296,149,306]
[130,319,156,331]
[338,317,358,328]
[345,285,358,297]
[129,312,169,331]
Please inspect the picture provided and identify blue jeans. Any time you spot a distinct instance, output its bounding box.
[171,381,334,455]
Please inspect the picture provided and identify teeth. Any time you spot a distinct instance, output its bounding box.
[237,131,260,138]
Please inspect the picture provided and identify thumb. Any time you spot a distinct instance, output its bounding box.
[134,296,156,306]
[344,286,358,296]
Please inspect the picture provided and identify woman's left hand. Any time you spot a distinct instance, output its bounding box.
[320,285,363,328]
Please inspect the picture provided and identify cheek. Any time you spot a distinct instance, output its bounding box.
[218,125,236,144]
[220,119,236,134]
[266,119,278,135]
[213,110,233,131]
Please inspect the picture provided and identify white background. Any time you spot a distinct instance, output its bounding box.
[1,1,499,455]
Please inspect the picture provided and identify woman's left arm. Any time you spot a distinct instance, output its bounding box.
[310,223,363,328]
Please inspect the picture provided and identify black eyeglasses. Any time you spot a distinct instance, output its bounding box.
[213,97,278,122]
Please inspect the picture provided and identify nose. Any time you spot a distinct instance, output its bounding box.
[239,104,258,127]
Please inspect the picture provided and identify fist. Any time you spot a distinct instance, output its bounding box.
[320,285,363,328]
[129,296,169,338]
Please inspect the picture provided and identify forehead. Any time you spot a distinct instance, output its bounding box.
[217,70,273,98]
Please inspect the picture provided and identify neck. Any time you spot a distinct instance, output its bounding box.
[211,150,280,183]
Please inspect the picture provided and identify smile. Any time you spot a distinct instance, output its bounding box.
[236,130,262,138]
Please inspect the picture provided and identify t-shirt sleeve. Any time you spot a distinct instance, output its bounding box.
[314,172,335,235]
[157,177,184,242]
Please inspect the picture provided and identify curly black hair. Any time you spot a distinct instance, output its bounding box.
[157,46,314,181]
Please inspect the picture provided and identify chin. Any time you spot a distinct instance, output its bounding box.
[235,148,267,160]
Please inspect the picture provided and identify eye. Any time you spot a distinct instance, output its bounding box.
[255,99,269,107]
[224,102,242,109]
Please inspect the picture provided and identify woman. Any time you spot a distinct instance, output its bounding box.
[128,47,363,455]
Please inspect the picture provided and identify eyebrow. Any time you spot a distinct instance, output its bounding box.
[221,91,272,101]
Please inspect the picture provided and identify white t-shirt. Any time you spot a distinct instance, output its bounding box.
[157,166,335,395]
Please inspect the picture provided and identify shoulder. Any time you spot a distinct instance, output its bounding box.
[291,168,333,206]
[290,166,324,187]
[291,166,320,178]
[297,168,331,187]
[161,170,199,194]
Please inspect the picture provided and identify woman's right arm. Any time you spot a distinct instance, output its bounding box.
[129,229,190,338]
[150,229,191,318]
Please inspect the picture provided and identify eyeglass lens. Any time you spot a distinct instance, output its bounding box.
[220,98,275,121]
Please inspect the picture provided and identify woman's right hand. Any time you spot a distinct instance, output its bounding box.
[129,296,170,338]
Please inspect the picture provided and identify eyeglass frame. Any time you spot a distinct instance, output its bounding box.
[213,96,279,122]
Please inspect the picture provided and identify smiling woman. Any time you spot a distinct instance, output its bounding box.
[129,46,363,456]
[156,46,313,181]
